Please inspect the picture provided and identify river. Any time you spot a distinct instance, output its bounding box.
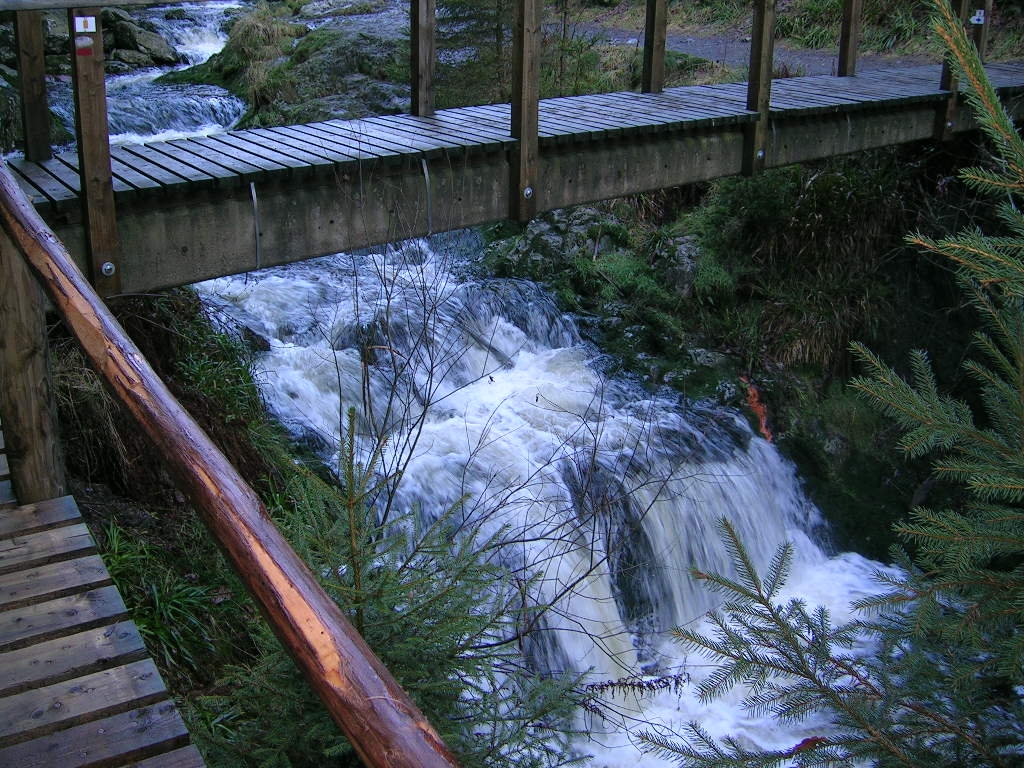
[48,3,889,764]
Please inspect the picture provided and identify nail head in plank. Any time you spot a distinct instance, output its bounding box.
[0,700,189,768]
[0,620,145,697]
[0,585,127,652]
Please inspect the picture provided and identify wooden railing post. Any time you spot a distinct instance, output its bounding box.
[69,6,121,295]
[511,0,540,221]
[936,0,971,140]
[970,0,993,61]
[411,0,436,116]
[0,229,66,504]
[14,11,52,162]
[744,0,776,174]
[0,159,461,768]
[838,0,863,76]
[642,0,668,94]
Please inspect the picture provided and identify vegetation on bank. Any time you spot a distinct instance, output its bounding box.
[644,3,1024,763]
[56,291,582,767]
[32,0,1024,765]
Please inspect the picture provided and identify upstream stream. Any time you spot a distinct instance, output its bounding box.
[44,2,888,764]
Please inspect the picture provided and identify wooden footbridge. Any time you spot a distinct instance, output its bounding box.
[0,0,1022,765]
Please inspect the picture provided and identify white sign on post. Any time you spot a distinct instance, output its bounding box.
[74,17,97,34]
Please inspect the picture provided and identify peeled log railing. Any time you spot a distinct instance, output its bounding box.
[0,158,461,768]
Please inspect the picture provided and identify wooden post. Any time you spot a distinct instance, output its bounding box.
[936,0,971,140]
[69,7,121,295]
[970,0,993,61]
[0,229,66,504]
[511,0,540,222]
[642,0,668,94]
[411,0,436,116]
[838,0,862,76]
[743,0,776,175]
[14,11,52,162]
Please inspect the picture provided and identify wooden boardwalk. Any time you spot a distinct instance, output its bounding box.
[0,423,204,768]
[6,61,1024,296]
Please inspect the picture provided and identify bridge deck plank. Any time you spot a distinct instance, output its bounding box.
[0,496,80,539]
[373,113,511,151]
[118,143,219,185]
[192,135,294,176]
[349,117,468,154]
[321,119,444,158]
[0,523,96,577]
[110,146,194,190]
[344,118,463,156]
[277,122,400,163]
[224,130,338,175]
[0,658,167,745]
[242,127,361,167]
[165,138,268,181]
[258,125,367,164]
[132,141,248,187]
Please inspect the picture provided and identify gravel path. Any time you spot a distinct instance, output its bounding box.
[582,23,936,76]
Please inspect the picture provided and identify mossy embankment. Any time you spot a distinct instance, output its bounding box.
[482,136,994,560]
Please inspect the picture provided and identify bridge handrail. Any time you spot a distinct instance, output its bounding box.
[0,158,461,768]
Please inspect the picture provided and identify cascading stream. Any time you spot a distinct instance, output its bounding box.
[197,234,888,765]
[46,1,245,146]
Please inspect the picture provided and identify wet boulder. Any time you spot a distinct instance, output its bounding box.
[103,8,182,68]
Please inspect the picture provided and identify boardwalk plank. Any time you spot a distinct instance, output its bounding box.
[119,144,218,185]
[279,123,396,162]
[0,523,95,576]
[302,120,430,159]
[162,139,263,181]
[0,621,145,697]
[0,585,127,652]
[236,128,351,168]
[378,113,511,151]
[334,118,451,156]
[54,154,134,195]
[0,659,167,745]
[131,142,244,187]
[260,126,367,164]
[110,147,194,190]
[0,554,110,610]
[190,135,291,175]
[0,496,80,539]
[0,700,188,768]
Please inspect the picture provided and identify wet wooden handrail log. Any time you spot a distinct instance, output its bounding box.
[0,158,461,768]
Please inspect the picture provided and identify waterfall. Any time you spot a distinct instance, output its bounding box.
[197,233,888,765]
[47,1,245,146]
